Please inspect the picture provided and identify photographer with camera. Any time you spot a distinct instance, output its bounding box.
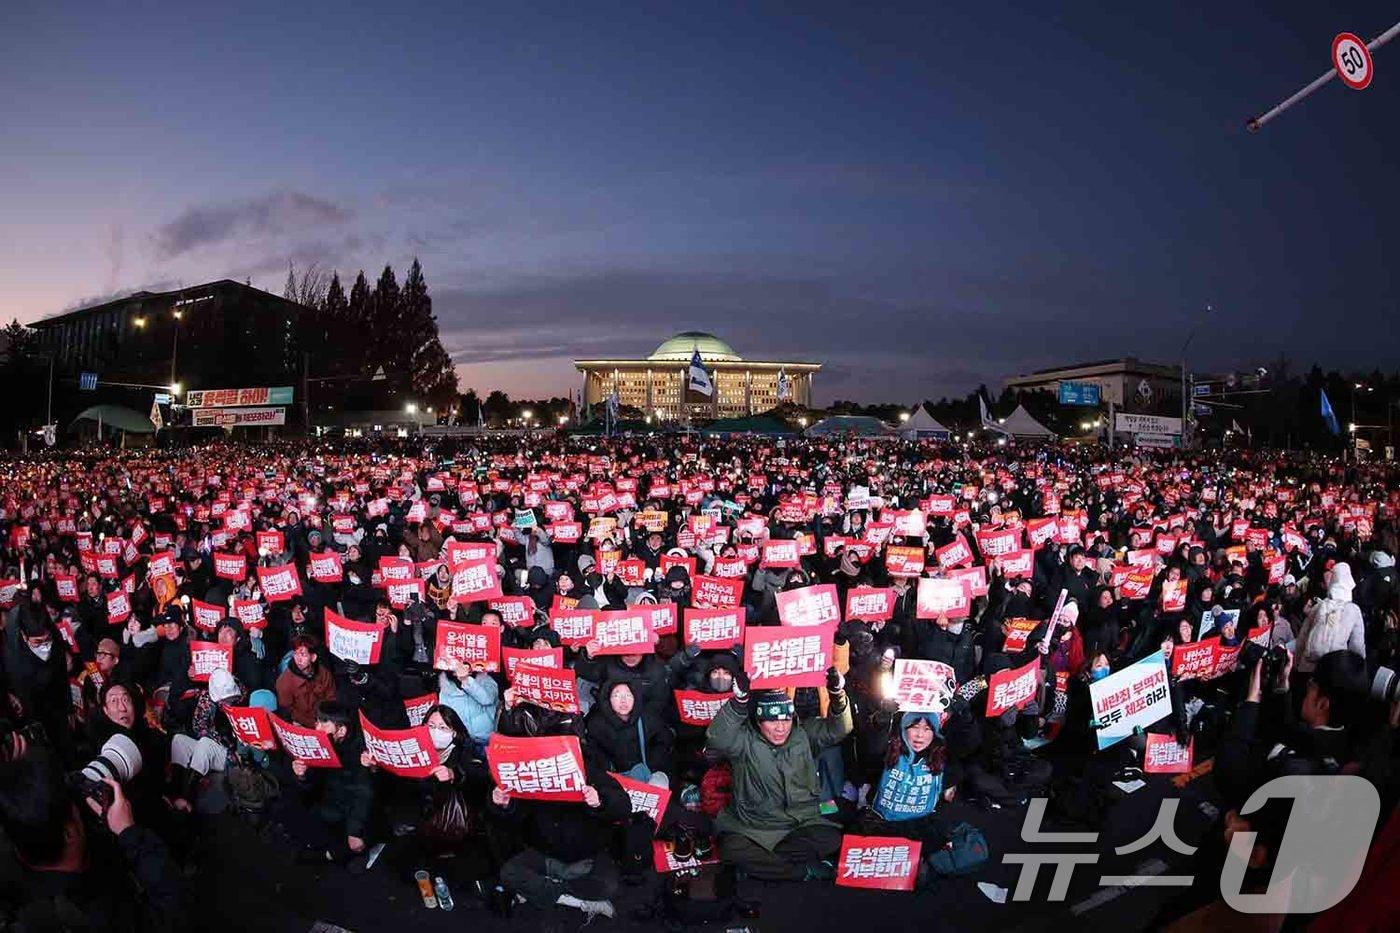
[0,743,184,931]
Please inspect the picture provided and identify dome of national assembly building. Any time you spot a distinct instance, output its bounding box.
[574,331,820,421]
[647,331,742,362]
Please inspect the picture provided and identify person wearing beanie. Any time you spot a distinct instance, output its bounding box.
[1294,560,1366,676]
[706,665,852,882]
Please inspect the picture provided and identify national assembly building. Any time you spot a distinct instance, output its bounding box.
[575,331,820,421]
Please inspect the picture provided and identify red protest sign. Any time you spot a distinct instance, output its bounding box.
[450,557,503,602]
[270,713,341,768]
[884,545,925,577]
[610,772,672,832]
[360,713,439,779]
[1121,569,1154,601]
[403,693,438,726]
[976,527,1020,560]
[934,538,973,569]
[760,540,801,569]
[308,550,343,583]
[674,689,727,726]
[213,552,245,581]
[659,553,697,579]
[643,601,678,637]
[104,589,132,624]
[947,564,988,599]
[54,573,79,603]
[1143,733,1194,774]
[503,647,564,679]
[775,583,841,627]
[890,659,956,712]
[511,661,581,713]
[189,641,234,683]
[487,734,588,801]
[683,607,746,650]
[1171,638,1220,680]
[692,574,744,609]
[257,563,302,602]
[232,598,265,630]
[548,607,596,647]
[486,596,534,628]
[916,577,970,620]
[190,598,224,633]
[223,705,276,748]
[324,609,385,665]
[1002,617,1039,653]
[986,658,1041,717]
[1026,516,1059,549]
[996,548,1035,579]
[1160,579,1187,613]
[743,623,836,688]
[434,621,501,672]
[835,835,922,891]
[377,556,413,584]
[591,609,657,655]
[845,586,896,622]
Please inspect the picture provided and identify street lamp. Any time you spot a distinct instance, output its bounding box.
[169,382,182,397]
[405,402,417,415]
[558,415,568,426]
[899,412,910,423]
[132,316,147,329]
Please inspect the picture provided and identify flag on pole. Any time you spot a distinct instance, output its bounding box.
[149,398,164,431]
[1320,389,1340,436]
[607,387,620,420]
[688,349,714,397]
[979,394,1004,433]
[777,369,791,401]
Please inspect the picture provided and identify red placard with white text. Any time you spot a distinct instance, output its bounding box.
[683,607,746,649]
[692,574,744,609]
[450,557,503,601]
[511,661,581,713]
[434,621,501,672]
[213,552,246,581]
[916,577,970,619]
[190,641,234,683]
[985,658,1041,717]
[775,583,841,627]
[270,713,341,768]
[845,586,896,622]
[591,609,657,655]
[308,550,343,583]
[743,623,836,688]
[190,598,224,633]
[403,693,438,726]
[257,563,302,602]
[835,835,922,891]
[674,689,727,726]
[487,734,587,802]
[609,771,673,832]
[223,705,276,748]
[503,647,564,679]
[1143,733,1194,774]
[360,713,439,779]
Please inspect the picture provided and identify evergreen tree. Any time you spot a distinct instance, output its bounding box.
[398,258,459,407]
[346,270,372,374]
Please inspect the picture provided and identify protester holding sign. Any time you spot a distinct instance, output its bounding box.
[281,701,376,869]
[706,666,852,881]
[275,634,338,728]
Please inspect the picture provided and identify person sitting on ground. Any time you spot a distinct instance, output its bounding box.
[705,666,853,882]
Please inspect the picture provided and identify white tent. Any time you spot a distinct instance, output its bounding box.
[901,406,950,440]
[999,404,1056,439]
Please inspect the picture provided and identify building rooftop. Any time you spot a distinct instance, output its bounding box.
[32,279,304,328]
[647,331,742,362]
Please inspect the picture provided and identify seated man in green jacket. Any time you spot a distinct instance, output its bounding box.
[705,666,853,881]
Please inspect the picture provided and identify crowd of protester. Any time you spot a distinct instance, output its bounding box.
[0,434,1398,929]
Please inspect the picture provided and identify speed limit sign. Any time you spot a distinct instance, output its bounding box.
[1332,32,1374,90]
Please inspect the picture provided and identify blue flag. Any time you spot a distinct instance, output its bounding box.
[1320,389,1340,436]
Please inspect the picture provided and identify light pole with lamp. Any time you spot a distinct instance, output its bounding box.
[1180,305,1212,449]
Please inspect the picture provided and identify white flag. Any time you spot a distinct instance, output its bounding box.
[688,349,714,397]
[149,398,164,430]
[1231,419,1244,434]
[607,388,620,419]
[979,395,1002,432]
[777,369,791,400]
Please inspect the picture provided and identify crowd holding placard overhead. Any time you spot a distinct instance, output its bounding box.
[1,434,1398,928]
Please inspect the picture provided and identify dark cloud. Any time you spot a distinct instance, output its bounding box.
[153,191,352,259]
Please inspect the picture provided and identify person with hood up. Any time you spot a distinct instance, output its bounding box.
[522,565,555,611]
[858,712,960,849]
[1294,561,1366,675]
[1355,550,1397,621]
[284,700,376,870]
[706,666,853,882]
[574,638,676,717]
[585,679,675,786]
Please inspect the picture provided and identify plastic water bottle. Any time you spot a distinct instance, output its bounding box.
[434,876,454,911]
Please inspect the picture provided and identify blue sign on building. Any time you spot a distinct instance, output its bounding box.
[79,371,98,391]
[1058,381,1101,406]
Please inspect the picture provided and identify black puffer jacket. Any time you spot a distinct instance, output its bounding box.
[574,653,674,714]
[585,680,675,775]
[489,759,631,863]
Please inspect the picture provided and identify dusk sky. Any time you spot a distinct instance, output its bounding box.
[4,2,1398,404]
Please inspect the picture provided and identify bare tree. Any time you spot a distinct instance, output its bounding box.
[282,261,331,309]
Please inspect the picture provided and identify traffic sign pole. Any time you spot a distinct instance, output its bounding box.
[1248,21,1400,131]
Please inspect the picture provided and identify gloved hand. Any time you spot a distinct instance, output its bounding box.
[733,668,751,701]
[826,666,845,695]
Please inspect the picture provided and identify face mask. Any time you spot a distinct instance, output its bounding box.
[29,640,54,661]
[1090,667,1110,682]
[429,727,455,750]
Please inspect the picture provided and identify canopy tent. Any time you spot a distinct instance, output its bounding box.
[999,404,1056,439]
[804,415,894,438]
[69,404,157,434]
[702,415,796,436]
[901,406,951,440]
